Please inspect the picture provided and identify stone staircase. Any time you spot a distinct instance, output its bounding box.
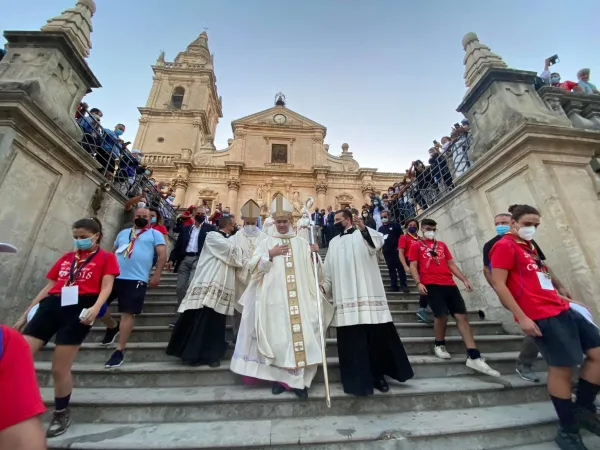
[36,248,567,449]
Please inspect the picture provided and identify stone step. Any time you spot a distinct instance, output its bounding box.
[500,434,600,449]
[109,310,486,326]
[40,374,548,424]
[84,320,505,343]
[45,401,560,449]
[134,298,424,313]
[143,290,423,300]
[36,352,545,388]
[35,335,526,363]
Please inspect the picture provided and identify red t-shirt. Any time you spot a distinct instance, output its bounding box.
[398,233,419,259]
[46,248,120,296]
[408,239,456,286]
[152,224,168,235]
[0,325,46,431]
[490,235,569,321]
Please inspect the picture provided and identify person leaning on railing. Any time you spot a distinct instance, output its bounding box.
[76,107,103,155]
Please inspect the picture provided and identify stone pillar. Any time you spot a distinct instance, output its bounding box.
[361,183,374,204]
[315,182,328,210]
[171,175,189,206]
[227,179,240,213]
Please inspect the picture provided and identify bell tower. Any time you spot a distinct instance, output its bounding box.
[133,31,223,156]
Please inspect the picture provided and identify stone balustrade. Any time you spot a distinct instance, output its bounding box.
[143,154,175,166]
[538,86,600,131]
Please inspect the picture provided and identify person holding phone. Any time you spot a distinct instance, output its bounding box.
[13,218,119,438]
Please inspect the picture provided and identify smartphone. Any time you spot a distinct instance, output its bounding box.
[79,308,89,320]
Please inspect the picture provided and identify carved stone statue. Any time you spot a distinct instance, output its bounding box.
[291,188,302,211]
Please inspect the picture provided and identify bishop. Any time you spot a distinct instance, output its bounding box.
[230,195,333,399]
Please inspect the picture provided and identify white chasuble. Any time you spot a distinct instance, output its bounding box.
[230,228,268,309]
[230,233,331,389]
[179,231,243,316]
[262,217,276,236]
[322,227,393,327]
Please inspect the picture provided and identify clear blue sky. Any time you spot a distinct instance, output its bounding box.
[3,0,599,172]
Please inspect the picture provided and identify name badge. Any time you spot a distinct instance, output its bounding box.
[61,286,79,307]
[537,272,554,291]
[383,234,389,241]
[117,243,128,254]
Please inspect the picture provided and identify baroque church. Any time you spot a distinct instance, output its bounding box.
[133,32,404,217]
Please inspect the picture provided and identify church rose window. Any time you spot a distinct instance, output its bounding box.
[170,86,185,109]
[271,144,288,163]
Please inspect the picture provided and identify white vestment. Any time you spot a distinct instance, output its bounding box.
[262,217,275,236]
[296,217,311,242]
[230,233,331,389]
[179,231,243,316]
[230,228,268,308]
[322,227,393,327]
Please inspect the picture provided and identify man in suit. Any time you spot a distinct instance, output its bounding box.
[311,208,323,248]
[167,205,215,304]
[325,206,335,247]
[378,210,409,293]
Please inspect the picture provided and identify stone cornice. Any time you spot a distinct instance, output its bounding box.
[457,68,537,114]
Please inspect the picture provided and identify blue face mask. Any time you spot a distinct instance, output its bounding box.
[151,217,157,224]
[551,76,560,84]
[74,236,95,251]
[408,226,418,234]
[496,225,510,236]
[115,129,124,136]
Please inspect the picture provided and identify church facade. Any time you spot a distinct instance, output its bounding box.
[133,32,404,218]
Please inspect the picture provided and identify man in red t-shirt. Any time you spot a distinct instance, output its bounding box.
[408,218,499,377]
[490,204,600,449]
[398,218,432,324]
[0,325,47,450]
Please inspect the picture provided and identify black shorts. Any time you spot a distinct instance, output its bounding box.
[106,279,147,315]
[424,284,467,318]
[534,308,600,367]
[23,294,98,346]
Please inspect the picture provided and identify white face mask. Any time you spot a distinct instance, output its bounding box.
[244,224,257,233]
[424,230,436,240]
[517,225,536,241]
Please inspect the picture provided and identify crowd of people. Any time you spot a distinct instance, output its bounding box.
[537,58,599,94]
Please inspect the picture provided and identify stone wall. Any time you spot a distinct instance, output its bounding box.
[0,93,127,324]
[418,124,600,331]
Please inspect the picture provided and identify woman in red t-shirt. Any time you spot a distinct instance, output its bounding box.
[13,218,120,439]
[149,207,168,238]
[491,204,600,447]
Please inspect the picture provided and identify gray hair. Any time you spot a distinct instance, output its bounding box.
[577,68,590,78]
[494,212,511,219]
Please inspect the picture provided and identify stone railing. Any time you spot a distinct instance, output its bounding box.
[143,154,176,166]
[538,87,600,131]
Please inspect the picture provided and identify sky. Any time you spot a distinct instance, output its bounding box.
[2,0,599,173]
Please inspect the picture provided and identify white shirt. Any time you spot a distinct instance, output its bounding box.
[186,224,201,253]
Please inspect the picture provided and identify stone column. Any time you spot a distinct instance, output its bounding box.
[227,179,240,213]
[171,175,189,206]
[315,182,328,210]
[361,183,374,204]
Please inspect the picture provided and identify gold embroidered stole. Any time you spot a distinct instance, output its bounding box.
[281,237,306,368]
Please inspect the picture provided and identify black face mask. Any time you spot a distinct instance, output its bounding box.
[334,222,345,234]
[195,214,205,223]
[134,218,148,228]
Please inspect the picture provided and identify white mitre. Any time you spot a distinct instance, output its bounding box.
[270,194,294,220]
[240,199,261,220]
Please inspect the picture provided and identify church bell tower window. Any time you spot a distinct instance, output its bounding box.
[170,86,185,110]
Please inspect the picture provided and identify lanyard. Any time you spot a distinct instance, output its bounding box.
[504,233,550,277]
[419,239,440,266]
[68,248,100,286]
[123,227,149,259]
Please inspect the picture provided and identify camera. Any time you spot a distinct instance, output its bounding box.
[454,123,461,128]
[547,54,559,66]
[433,140,439,145]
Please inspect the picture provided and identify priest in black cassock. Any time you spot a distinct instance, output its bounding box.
[166,216,243,366]
[321,209,413,396]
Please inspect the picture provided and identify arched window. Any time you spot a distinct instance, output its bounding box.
[170,86,185,109]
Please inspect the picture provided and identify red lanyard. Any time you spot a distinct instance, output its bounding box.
[504,233,549,276]
[419,239,440,266]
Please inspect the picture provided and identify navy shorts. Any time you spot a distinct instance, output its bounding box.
[534,308,600,367]
[106,279,147,315]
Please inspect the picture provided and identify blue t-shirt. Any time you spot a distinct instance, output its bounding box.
[114,228,165,283]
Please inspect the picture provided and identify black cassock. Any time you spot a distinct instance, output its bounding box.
[335,228,414,396]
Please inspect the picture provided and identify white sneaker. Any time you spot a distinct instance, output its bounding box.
[466,357,501,377]
[434,345,452,359]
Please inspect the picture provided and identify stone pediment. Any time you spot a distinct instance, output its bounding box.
[231,106,326,134]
